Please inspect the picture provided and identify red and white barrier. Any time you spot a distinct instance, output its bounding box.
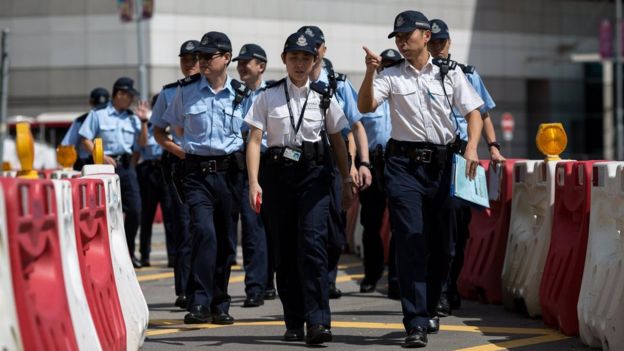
[578,161,624,350]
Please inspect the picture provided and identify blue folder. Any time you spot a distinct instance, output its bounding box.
[450,154,490,208]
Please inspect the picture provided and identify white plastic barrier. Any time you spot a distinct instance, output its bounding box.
[0,185,23,351]
[501,160,565,317]
[51,179,102,351]
[51,169,80,179]
[82,164,148,351]
[578,161,624,350]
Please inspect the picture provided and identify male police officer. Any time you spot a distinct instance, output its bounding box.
[79,77,149,268]
[427,18,505,316]
[297,25,372,299]
[136,95,175,268]
[245,31,353,345]
[358,10,484,348]
[232,43,274,307]
[152,39,200,308]
[61,87,109,170]
[163,31,252,325]
[358,49,401,297]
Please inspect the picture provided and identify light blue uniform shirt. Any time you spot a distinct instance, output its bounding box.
[140,123,163,160]
[453,69,496,141]
[163,75,252,156]
[315,67,363,138]
[360,101,392,150]
[78,102,142,155]
[61,113,90,159]
[150,83,183,145]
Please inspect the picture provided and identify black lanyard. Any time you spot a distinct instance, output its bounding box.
[283,83,310,135]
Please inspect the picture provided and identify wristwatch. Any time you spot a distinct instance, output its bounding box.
[488,141,501,151]
[359,161,373,170]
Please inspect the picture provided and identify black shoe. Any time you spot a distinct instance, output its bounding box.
[437,294,451,317]
[184,304,210,324]
[360,278,377,293]
[305,325,332,345]
[243,295,264,307]
[387,281,400,300]
[427,316,439,334]
[131,256,142,269]
[211,311,234,325]
[328,283,342,299]
[283,328,305,342]
[264,288,277,300]
[174,295,189,309]
[140,258,151,267]
[403,327,428,348]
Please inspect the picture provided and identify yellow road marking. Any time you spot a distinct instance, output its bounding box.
[337,262,362,270]
[139,271,366,283]
[335,273,364,283]
[455,333,570,351]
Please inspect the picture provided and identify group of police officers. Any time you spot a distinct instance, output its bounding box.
[61,9,504,348]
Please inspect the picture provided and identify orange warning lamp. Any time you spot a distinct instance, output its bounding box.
[2,161,10,171]
[93,138,104,164]
[56,145,77,169]
[536,123,567,161]
[15,122,39,179]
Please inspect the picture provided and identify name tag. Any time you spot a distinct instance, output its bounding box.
[283,147,302,162]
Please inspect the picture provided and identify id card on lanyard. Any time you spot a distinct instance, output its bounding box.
[283,83,310,162]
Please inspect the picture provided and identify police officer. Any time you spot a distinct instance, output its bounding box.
[163,31,252,325]
[61,87,109,171]
[427,18,505,316]
[358,49,401,297]
[232,43,274,307]
[297,25,372,299]
[152,39,199,309]
[136,95,175,267]
[79,77,149,268]
[358,10,484,348]
[245,32,354,345]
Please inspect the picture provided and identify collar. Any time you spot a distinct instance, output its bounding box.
[403,53,434,75]
[107,102,125,116]
[286,76,310,95]
[199,74,233,95]
[314,67,329,85]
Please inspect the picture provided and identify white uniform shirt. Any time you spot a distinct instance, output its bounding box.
[373,55,484,145]
[244,77,348,148]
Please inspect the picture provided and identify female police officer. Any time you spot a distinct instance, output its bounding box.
[245,32,354,345]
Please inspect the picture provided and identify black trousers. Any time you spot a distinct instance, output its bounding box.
[116,163,141,256]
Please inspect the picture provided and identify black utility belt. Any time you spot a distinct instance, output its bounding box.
[264,142,327,165]
[386,139,452,164]
[108,154,132,166]
[185,153,242,173]
[140,158,162,167]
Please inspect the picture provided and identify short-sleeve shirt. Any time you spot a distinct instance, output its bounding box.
[360,101,392,150]
[453,69,496,141]
[244,77,348,148]
[372,55,484,145]
[162,75,253,156]
[140,122,163,161]
[61,113,90,159]
[150,83,183,145]
[78,102,142,155]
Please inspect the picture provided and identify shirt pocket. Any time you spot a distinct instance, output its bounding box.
[390,82,417,97]
[185,104,208,139]
[267,107,291,135]
[426,79,453,105]
[302,106,324,132]
[120,124,136,148]
[223,106,244,136]
[99,121,118,150]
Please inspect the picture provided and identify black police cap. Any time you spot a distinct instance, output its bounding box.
[297,26,325,46]
[179,40,199,56]
[429,19,450,41]
[89,87,110,107]
[232,43,267,62]
[380,48,403,65]
[112,77,139,96]
[283,32,318,56]
[197,31,232,54]
[388,10,431,38]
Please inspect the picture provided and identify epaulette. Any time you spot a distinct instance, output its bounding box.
[310,80,331,97]
[458,63,475,75]
[162,81,179,90]
[75,112,89,124]
[93,104,107,111]
[126,109,135,115]
[335,72,347,82]
[178,73,201,87]
[264,78,285,90]
[258,80,277,92]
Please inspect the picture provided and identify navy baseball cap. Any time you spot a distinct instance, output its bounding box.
[380,48,403,65]
[179,40,199,56]
[89,87,110,107]
[283,32,318,56]
[297,26,325,46]
[232,44,267,62]
[197,31,232,54]
[430,19,450,41]
[112,77,139,96]
[388,10,431,38]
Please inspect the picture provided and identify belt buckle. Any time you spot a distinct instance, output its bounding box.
[207,160,217,172]
[415,149,432,163]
